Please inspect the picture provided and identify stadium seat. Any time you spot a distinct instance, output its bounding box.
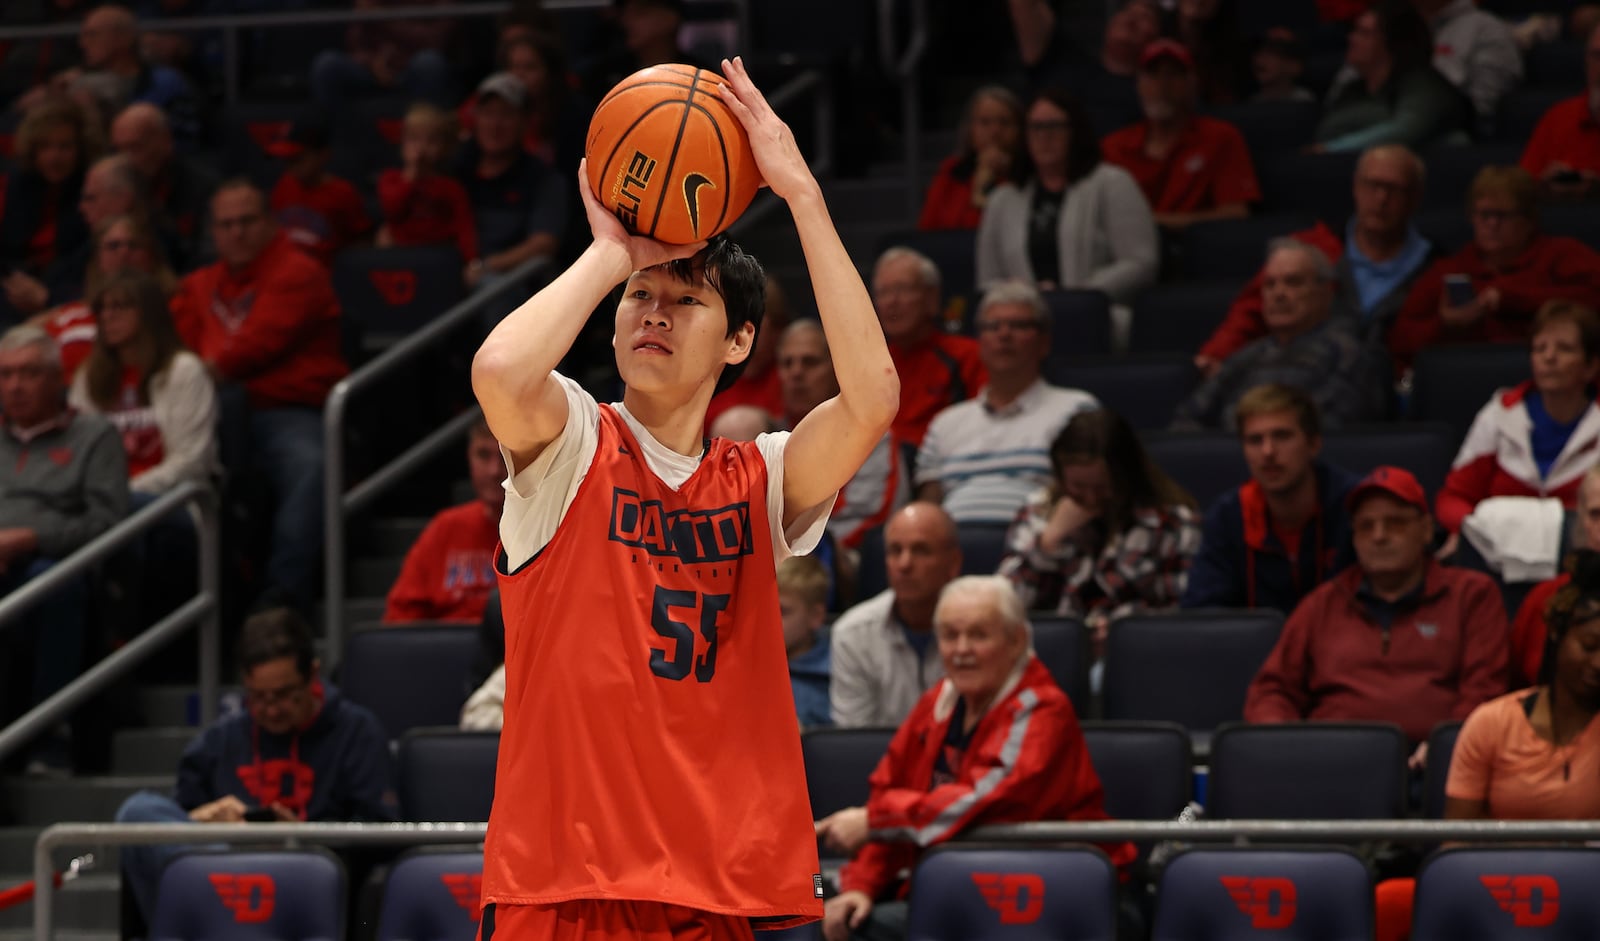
[1411,847,1600,941]
[1040,289,1113,358]
[1260,152,1359,227]
[1525,40,1584,88]
[1152,846,1373,940]
[218,101,304,187]
[801,726,894,820]
[1319,423,1458,498]
[1128,280,1243,355]
[1176,214,1321,280]
[375,848,484,941]
[855,525,887,600]
[1409,344,1528,443]
[397,728,499,822]
[339,623,480,739]
[875,229,977,306]
[1207,100,1320,156]
[332,245,467,350]
[1031,616,1091,714]
[1420,143,1524,212]
[1206,722,1408,819]
[906,845,1120,941]
[1423,720,1463,820]
[1413,207,1474,256]
[959,522,1012,576]
[1101,610,1282,732]
[1079,721,1193,821]
[329,95,408,184]
[1542,204,1600,252]
[149,848,346,941]
[1493,87,1569,144]
[1048,354,1198,430]
[1140,432,1250,510]
[1236,0,1319,37]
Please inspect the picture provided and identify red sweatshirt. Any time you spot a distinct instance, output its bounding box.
[1198,223,1344,363]
[917,156,995,232]
[1388,235,1600,370]
[838,657,1134,900]
[1244,564,1508,742]
[377,169,478,261]
[382,500,499,623]
[171,232,349,409]
[271,171,373,268]
[1510,574,1563,690]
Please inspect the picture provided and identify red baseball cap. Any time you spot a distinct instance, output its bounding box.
[1347,466,1429,514]
[1140,38,1195,70]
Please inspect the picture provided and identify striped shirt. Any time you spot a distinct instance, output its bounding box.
[916,380,1098,524]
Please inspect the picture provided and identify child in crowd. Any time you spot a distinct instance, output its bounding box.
[778,555,832,727]
[1251,28,1315,103]
[376,103,478,263]
[268,113,372,268]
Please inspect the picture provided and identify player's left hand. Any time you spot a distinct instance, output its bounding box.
[815,806,870,855]
[716,56,819,204]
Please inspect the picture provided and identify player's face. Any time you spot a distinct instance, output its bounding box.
[936,593,1025,706]
[614,265,752,402]
[467,431,505,513]
[242,657,317,736]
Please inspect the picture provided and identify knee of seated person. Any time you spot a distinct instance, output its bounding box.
[115,790,185,824]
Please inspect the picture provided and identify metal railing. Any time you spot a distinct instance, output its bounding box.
[0,481,221,768]
[33,817,1600,939]
[879,0,930,218]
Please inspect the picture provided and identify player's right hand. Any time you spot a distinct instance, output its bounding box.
[822,890,874,941]
[577,159,705,273]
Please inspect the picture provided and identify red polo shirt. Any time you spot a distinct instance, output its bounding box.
[1101,115,1261,215]
[889,332,986,446]
[1520,95,1600,179]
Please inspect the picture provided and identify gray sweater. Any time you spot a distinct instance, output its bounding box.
[0,411,129,559]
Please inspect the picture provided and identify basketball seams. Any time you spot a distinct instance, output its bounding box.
[595,99,688,233]
[646,68,704,239]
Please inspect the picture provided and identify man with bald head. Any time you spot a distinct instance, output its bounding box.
[830,503,962,727]
[75,5,199,142]
[110,102,216,265]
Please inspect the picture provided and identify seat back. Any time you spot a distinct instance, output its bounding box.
[398,728,500,822]
[1177,214,1321,280]
[1141,433,1250,511]
[1049,355,1198,430]
[1040,289,1112,359]
[1260,152,1359,226]
[1129,281,1243,354]
[1102,610,1283,730]
[1410,345,1528,443]
[855,526,887,600]
[332,245,467,349]
[1412,847,1600,940]
[149,848,346,941]
[1207,722,1408,819]
[1320,423,1458,499]
[1152,846,1373,940]
[1423,720,1464,819]
[800,726,895,819]
[375,849,484,941]
[340,623,480,739]
[875,229,978,308]
[959,522,1012,576]
[906,845,1119,941]
[1080,721,1192,821]
[1031,617,1091,715]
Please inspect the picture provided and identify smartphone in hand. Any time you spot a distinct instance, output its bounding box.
[1444,274,1475,308]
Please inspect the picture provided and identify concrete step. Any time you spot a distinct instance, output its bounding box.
[111,728,195,777]
[0,872,119,931]
[134,686,241,728]
[0,776,172,828]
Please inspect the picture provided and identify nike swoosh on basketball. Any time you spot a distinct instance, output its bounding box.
[683,173,716,237]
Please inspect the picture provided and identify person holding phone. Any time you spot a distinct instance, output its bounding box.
[1519,21,1600,203]
[1388,166,1600,373]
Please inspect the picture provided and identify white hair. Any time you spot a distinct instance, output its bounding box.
[0,324,61,373]
[1266,237,1336,282]
[975,280,1049,335]
[934,575,1032,647]
[873,246,942,295]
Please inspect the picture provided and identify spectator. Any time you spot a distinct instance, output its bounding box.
[916,280,1098,525]
[830,503,961,728]
[1413,0,1522,125]
[1183,383,1358,613]
[918,85,1023,232]
[872,247,986,446]
[38,212,176,379]
[309,0,454,109]
[976,87,1158,306]
[1001,409,1199,643]
[1010,0,1158,133]
[377,103,478,265]
[1,96,102,321]
[704,276,789,432]
[1436,301,1600,538]
[267,113,373,268]
[1175,240,1390,429]
[582,0,707,100]
[1389,167,1600,370]
[0,324,128,761]
[708,404,776,441]
[817,575,1135,941]
[1251,28,1315,102]
[108,101,216,267]
[778,320,906,551]
[1101,39,1261,230]
[68,272,216,497]
[1511,466,1600,689]
[114,608,397,924]
[457,73,566,295]
[171,180,348,611]
[1520,22,1600,202]
[383,420,501,623]
[1196,145,1436,376]
[1314,0,1471,153]
[458,31,585,174]
[778,554,832,728]
[1169,0,1250,103]
[1244,465,1508,747]
[0,0,92,105]
[72,4,200,142]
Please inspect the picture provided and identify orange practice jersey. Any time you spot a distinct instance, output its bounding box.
[485,404,824,926]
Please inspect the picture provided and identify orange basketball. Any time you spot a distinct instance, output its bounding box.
[585,64,760,245]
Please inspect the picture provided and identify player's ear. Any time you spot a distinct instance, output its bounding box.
[725,319,755,366]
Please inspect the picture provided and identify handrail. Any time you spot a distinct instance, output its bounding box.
[34,818,1600,939]
[322,255,552,659]
[0,481,220,768]
[877,0,930,218]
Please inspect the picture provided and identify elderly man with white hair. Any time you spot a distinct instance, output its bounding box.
[815,575,1133,941]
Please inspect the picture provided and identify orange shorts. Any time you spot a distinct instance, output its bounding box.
[478,900,758,941]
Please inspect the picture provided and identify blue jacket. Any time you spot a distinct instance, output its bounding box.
[173,680,397,821]
[1181,461,1360,614]
[791,634,832,728]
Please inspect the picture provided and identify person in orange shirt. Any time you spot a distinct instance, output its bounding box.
[871,246,985,447]
[469,58,899,940]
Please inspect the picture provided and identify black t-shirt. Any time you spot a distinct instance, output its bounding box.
[455,145,569,256]
[931,698,975,788]
[1027,184,1066,287]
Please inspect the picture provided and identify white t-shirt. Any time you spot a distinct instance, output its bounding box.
[499,373,833,570]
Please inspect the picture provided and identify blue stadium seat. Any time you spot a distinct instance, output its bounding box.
[875,229,977,306]
[1420,143,1524,211]
[1129,281,1243,355]
[1048,355,1198,431]
[1031,616,1091,714]
[1140,432,1249,511]
[1152,846,1373,940]
[1102,610,1283,732]
[1260,152,1359,227]
[375,848,484,941]
[1207,722,1408,819]
[1207,100,1320,156]
[1413,207,1474,256]
[1041,289,1112,358]
[1423,720,1463,820]
[1079,721,1193,821]
[1494,87,1570,144]
[1412,847,1600,941]
[1177,214,1322,280]
[397,728,499,822]
[801,726,894,819]
[149,848,346,941]
[1542,204,1600,252]
[340,623,480,740]
[219,101,305,188]
[906,845,1120,941]
[1319,423,1458,499]
[1525,40,1584,87]
[329,96,407,185]
[332,245,467,350]
[855,525,887,600]
[960,522,1012,576]
[1409,345,1528,443]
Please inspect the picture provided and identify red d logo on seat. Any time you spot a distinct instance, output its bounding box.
[369,270,417,306]
[441,873,482,915]
[208,873,275,923]
[972,872,1045,925]
[1222,876,1297,929]
[1482,875,1560,927]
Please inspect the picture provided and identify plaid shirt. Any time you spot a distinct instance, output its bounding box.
[999,489,1201,619]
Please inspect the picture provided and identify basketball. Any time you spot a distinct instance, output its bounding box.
[585,64,761,245]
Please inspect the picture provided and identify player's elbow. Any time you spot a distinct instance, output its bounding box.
[855,368,900,434]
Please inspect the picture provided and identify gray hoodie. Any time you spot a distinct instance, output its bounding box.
[0,410,129,558]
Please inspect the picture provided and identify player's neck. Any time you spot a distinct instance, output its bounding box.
[621,388,711,457]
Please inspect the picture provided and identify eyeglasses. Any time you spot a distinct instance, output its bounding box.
[977,318,1043,334]
[873,282,928,300]
[1026,120,1070,135]
[243,681,307,708]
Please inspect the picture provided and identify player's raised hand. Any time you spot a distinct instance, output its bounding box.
[717,56,818,204]
[577,159,705,272]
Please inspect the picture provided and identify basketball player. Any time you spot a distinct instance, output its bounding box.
[471,56,900,941]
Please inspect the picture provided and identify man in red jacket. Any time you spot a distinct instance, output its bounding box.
[171,180,348,610]
[1244,466,1508,758]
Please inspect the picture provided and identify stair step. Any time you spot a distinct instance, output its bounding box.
[134,686,242,727]
[0,872,120,931]
[0,776,172,828]
[111,728,195,777]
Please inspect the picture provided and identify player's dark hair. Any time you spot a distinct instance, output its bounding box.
[236,607,316,681]
[661,234,766,395]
